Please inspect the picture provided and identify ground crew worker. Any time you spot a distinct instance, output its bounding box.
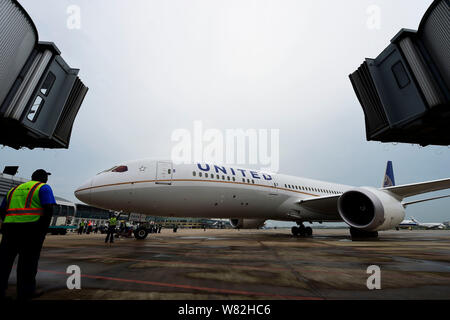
[78,220,85,235]
[105,214,117,244]
[0,169,55,300]
[87,220,92,234]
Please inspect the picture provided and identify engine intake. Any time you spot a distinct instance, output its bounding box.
[337,187,405,231]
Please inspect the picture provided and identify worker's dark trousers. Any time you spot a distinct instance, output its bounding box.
[0,223,45,300]
[105,227,115,243]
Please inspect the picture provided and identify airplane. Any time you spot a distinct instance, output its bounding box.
[74,160,450,240]
[410,217,446,229]
[396,218,419,230]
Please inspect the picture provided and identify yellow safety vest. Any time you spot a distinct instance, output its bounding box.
[4,181,45,223]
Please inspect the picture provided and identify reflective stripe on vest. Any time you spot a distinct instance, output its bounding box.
[4,181,45,223]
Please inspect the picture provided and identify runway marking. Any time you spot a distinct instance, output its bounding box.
[37,268,323,300]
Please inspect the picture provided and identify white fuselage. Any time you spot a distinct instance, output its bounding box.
[75,160,351,223]
[416,222,446,229]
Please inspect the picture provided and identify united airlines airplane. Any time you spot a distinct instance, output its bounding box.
[74,160,450,240]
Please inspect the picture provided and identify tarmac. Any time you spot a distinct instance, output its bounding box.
[1,228,450,300]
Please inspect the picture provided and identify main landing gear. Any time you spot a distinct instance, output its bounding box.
[291,223,312,237]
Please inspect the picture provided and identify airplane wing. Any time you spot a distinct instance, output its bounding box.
[296,178,450,215]
[402,194,450,206]
[382,178,450,199]
[297,195,340,215]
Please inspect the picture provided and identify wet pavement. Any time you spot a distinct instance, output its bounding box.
[2,228,450,300]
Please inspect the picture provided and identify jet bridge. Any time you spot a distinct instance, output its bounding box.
[349,0,449,146]
[0,0,88,149]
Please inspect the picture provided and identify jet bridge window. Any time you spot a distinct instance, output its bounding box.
[40,72,56,96]
[27,96,44,122]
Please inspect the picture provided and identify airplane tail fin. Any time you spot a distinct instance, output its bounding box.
[382,161,396,187]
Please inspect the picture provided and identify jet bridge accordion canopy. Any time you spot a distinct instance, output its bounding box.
[349,0,449,147]
[0,0,88,149]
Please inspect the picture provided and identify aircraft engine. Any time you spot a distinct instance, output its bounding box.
[337,187,405,231]
[230,218,266,229]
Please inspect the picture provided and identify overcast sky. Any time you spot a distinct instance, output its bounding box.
[3,0,449,225]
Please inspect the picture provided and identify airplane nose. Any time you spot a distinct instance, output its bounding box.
[74,178,92,204]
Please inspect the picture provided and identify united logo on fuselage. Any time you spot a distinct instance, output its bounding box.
[197,164,272,181]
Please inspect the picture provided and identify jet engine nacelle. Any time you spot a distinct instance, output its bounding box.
[230,218,266,229]
[337,187,405,231]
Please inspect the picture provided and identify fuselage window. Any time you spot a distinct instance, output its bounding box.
[247,179,250,183]
[227,176,230,181]
[205,173,208,178]
[192,171,196,177]
[252,180,255,184]
[199,172,202,177]
[222,175,225,180]
[232,177,236,181]
[242,178,246,183]
[216,174,220,179]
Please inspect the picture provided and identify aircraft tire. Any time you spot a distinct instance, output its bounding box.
[291,226,299,236]
[134,228,148,240]
[305,227,313,237]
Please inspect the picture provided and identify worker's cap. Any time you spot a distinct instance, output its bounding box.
[31,169,51,183]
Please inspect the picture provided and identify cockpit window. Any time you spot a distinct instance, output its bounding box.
[97,165,128,175]
[112,166,128,173]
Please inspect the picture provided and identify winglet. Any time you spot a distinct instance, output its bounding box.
[383,161,395,187]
